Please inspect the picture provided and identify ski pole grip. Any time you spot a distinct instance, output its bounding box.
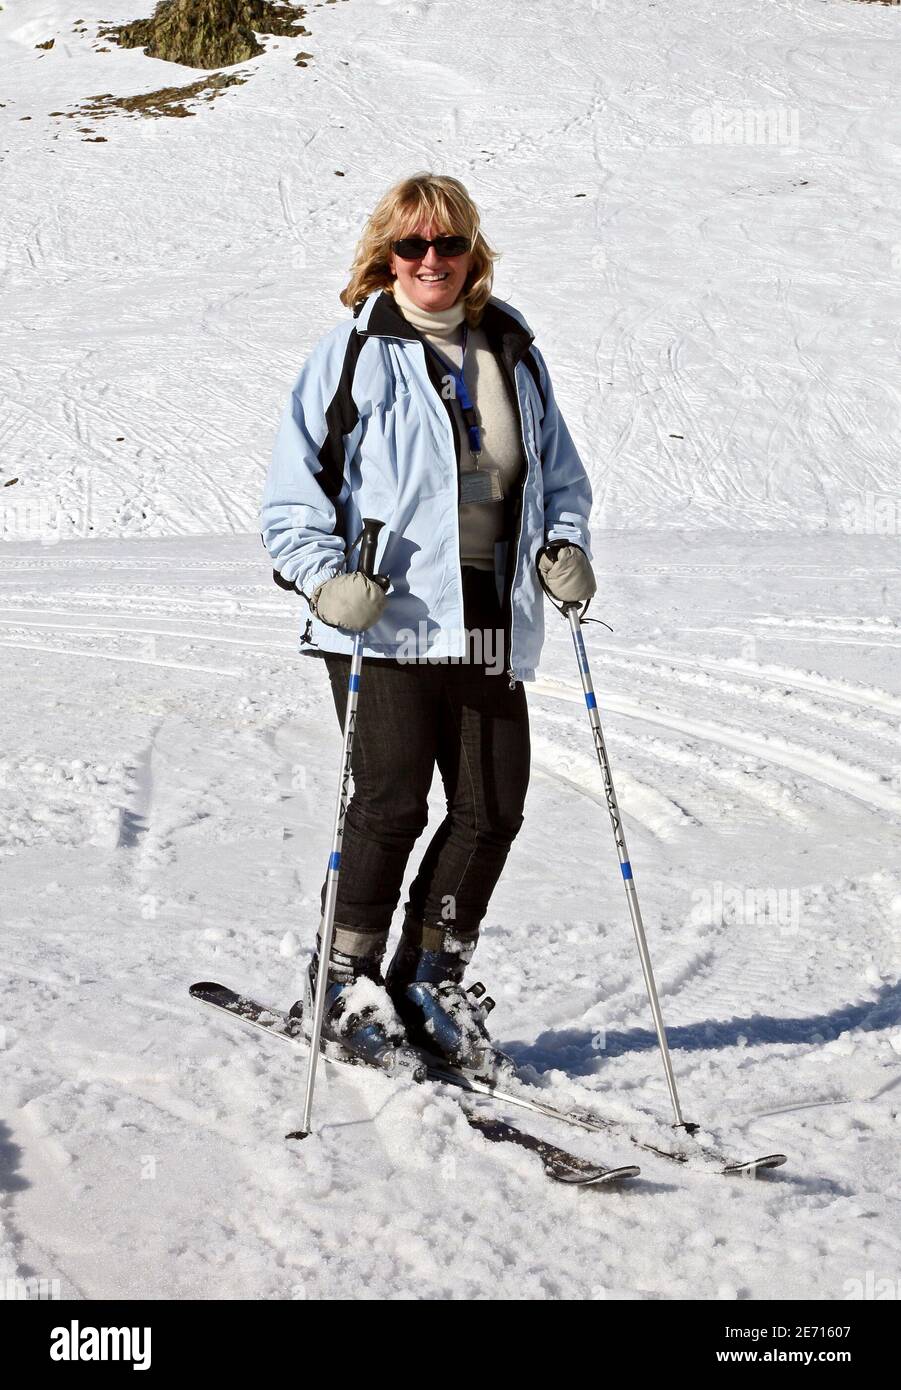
[357,517,385,583]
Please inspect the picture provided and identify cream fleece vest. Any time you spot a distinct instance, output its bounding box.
[390,279,523,571]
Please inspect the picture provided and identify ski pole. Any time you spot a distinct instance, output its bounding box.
[564,602,696,1132]
[297,517,387,1138]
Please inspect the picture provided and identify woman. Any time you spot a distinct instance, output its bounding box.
[261,173,595,1081]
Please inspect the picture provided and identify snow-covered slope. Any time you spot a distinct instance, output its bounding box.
[2,0,900,1301]
[2,0,900,534]
[1,529,900,1299]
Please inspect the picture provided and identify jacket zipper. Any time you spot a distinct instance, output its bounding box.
[415,337,467,659]
[500,348,532,688]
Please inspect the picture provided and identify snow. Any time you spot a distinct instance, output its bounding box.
[2,0,901,1301]
[328,974,407,1041]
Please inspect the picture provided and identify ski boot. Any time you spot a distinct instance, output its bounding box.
[289,934,425,1081]
[385,923,514,1083]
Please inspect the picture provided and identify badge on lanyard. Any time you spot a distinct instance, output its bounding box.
[430,328,503,505]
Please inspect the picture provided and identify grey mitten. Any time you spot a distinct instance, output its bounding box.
[537,544,596,603]
[311,572,387,631]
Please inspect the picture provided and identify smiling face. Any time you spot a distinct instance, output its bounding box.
[388,219,473,313]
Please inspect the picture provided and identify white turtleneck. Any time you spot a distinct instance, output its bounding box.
[390,277,467,351]
[390,278,523,572]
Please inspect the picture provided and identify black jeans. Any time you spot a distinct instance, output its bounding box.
[320,568,530,950]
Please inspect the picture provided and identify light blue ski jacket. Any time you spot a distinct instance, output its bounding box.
[261,289,593,683]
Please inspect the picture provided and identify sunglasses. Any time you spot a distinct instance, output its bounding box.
[391,235,471,261]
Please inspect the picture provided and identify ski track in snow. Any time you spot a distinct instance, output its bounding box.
[2,0,901,1300]
[2,0,901,538]
[1,532,899,1298]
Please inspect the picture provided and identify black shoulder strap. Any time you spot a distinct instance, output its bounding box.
[521,347,547,411]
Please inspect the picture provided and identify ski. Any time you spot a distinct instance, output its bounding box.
[461,1112,639,1186]
[424,1063,787,1178]
[190,981,639,1187]
[189,981,784,1177]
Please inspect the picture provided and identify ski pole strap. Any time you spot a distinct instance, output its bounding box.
[343,519,390,591]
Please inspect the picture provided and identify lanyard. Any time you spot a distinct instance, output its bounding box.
[424,326,482,458]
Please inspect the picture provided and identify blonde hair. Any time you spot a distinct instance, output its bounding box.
[340,173,499,327]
